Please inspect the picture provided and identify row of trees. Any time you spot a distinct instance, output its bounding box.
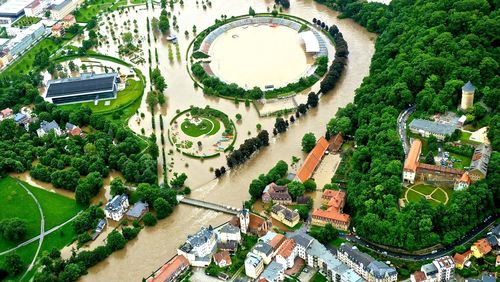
[319,24,349,94]
[227,130,269,168]
[319,0,499,250]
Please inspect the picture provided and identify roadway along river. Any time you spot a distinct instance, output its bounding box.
[76,0,376,280]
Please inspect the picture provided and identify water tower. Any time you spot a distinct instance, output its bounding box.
[460,81,475,111]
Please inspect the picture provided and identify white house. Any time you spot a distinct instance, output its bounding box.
[104,194,129,221]
[177,226,217,267]
[37,120,62,137]
[251,242,273,265]
[244,252,264,279]
[275,238,297,269]
[217,223,241,243]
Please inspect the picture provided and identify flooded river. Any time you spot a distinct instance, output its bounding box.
[68,0,377,280]
[209,25,313,89]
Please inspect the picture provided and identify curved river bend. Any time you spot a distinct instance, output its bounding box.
[76,0,376,280]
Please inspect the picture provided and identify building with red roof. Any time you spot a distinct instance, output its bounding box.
[312,189,350,231]
[213,250,232,267]
[147,255,189,282]
[296,137,329,183]
[63,14,76,28]
[328,132,344,153]
[51,23,64,38]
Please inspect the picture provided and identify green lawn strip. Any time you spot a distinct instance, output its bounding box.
[12,16,41,27]
[411,184,436,195]
[448,152,471,170]
[406,189,426,203]
[0,240,38,277]
[22,181,82,229]
[0,178,41,252]
[181,117,220,137]
[2,38,58,76]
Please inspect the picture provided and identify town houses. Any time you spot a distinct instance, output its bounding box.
[177,226,217,267]
[411,256,455,282]
[311,189,351,231]
[270,204,300,228]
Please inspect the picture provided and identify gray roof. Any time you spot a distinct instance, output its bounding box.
[462,81,476,92]
[271,204,298,221]
[65,122,77,130]
[470,144,491,176]
[492,224,500,237]
[368,260,398,279]
[245,252,262,267]
[126,201,148,218]
[219,223,240,234]
[40,120,60,133]
[253,242,273,256]
[481,273,496,282]
[486,235,497,247]
[291,233,313,249]
[341,268,364,282]
[95,219,106,231]
[421,263,438,277]
[409,119,457,136]
[260,261,284,281]
[187,226,215,248]
[339,243,374,269]
[46,72,117,98]
[105,194,128,212]
[14,113,26,123]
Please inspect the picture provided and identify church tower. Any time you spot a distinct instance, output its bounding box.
[238,208,249,234]
[460,81,475,111]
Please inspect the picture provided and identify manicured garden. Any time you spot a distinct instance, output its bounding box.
[12,16,41,27]
[403,184,451,207]
[180,117,220,137]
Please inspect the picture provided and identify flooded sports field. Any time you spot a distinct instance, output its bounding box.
[209,24,313,89]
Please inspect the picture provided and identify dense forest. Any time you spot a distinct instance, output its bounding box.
[319,0,499,250]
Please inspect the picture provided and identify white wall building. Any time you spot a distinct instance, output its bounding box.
[217,223,241,243]
[244,252,264,279]
[177,226,217,267]
[104,194,129,221]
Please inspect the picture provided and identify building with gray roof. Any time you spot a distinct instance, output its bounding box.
[104,194,129,221]
[37,120,62,137]
[45,72,119,105]
[338,243,397,282]
[244,252,264,278]
[252,242,273,264]
[469,144,491,181]
[409,119,457,140]
[125,201,149,220]
[259,261,285,282]
[177,226,217,267]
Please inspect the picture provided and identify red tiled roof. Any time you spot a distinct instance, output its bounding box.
[412,271,426,282]
[453,250,471,265]
[269,234,286,251]
[459,172,471,184]
[417,163,463,176]
[69,127,81,136]
[213,250,232,266]
[312,208,350,224]
[404,139,422,172]
[296,137,329,182]
[277,239,296,258]
[325,190,345,212]
[1,108,13,116]
[63,14,75,21]
[473,239,492,255]
[148,255,189,282]
[52,24,63,31]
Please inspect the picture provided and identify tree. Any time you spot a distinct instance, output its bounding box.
[301,132,316,152]
[327,117,351,136]
[4,253,23,276]
[307,92,319,107]
[122,32,133,44]
[235,113,242,121]
[287,181,305,200]
[274,117,287,133]
[159,10,170,33]
[122,227,140,240]
[151,17,159,31]
[154,198,172,219]
[297,103,307,114]
[146,91,158,111]
[249,179,266,199]
[110,178,127,196]
[249,6,256,16]
[106,230,127,251]
[424,151,435,165]
[0,218,27,242]
[428,135,438,152]
[304,179,317,192]
[142,212,157,226]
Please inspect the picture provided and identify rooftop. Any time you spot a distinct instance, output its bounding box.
[462,81,476,92]
[409,119,457,136]
[46,73,118,98]
[186,226,215,248]
[245,252,263,267]
[105,194,128,212]
[39,120,60,133]
[260,261,284,282]
[0,0,34,15]
[253,242,273,256]
[126,201,148,218]
[473,238,492,254]
[276,238,296,258]
[213,250,231,265]
[470,144,491,176]
[219,223,240,234]
[404,139,422,172]
[339,243,374,268]
[148,255,189,282]
[296,136,329,182]
[271,204,299,221]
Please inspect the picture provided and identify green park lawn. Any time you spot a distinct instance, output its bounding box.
[3,38,58,76]
[310,271,328,282]
[411,184,436,195]
[404,184,451,207]
[0,177,81,280]
[12,16,41,27]
[181,117,220,137]
[432,188,448,203]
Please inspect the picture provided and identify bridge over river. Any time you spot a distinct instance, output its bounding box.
[176,195,240,215]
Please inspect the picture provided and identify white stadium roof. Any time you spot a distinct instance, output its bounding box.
[299,31,320,53]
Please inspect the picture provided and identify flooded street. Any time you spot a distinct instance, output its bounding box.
[209,25,312,89]
[61,0,376,280]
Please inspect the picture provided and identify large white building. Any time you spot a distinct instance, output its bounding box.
[0,0,36,25]
[177,226,217,267]
[217,223,241,243]
[411,256,455,282]
[104,194,129,221]
[244,252,264,279]
[49,0,78,20]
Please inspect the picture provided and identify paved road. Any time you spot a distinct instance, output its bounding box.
[344,215,497,261]
[16,181,45,281]
[397,106,415,156]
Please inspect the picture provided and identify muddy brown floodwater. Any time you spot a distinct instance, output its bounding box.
[74,0,377,280]
[209,25,313,89]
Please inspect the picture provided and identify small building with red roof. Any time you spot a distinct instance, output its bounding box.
[454,172,471,191]
[213,250,232,267]
[51,23,64,38]
[63,14,76,28]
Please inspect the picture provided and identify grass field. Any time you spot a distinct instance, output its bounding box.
[0,177,81,280]
[3,38,58,76]
[12,16,41,27]
[403,184,451,207]
[76,0,128,22]
[180,117,220,137]
[61,78,144,115]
